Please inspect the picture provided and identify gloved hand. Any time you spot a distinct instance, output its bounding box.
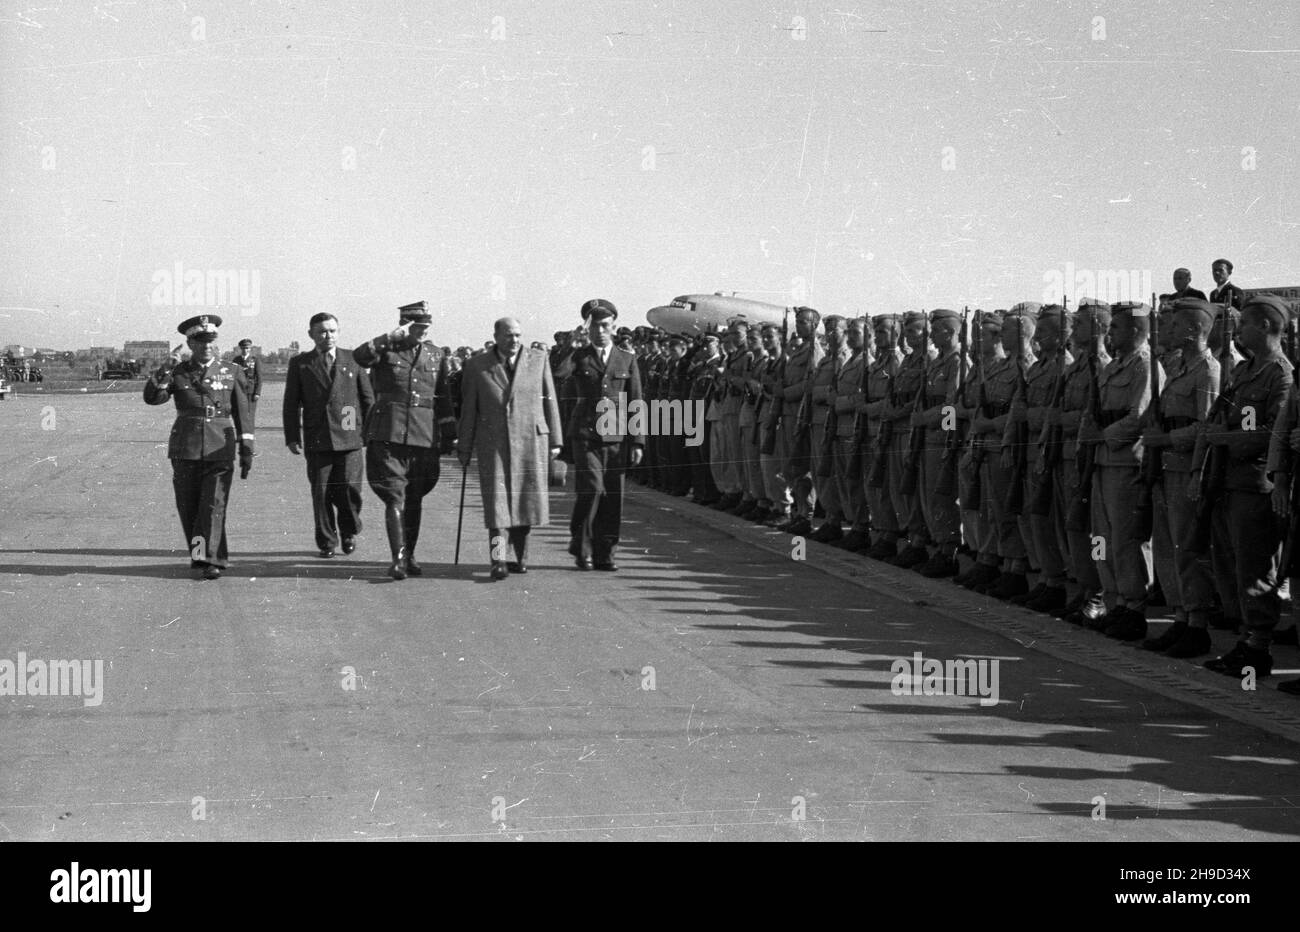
[239,442,255,479]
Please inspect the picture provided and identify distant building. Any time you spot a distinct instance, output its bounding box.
[123,340,171,363]
[76,346,116,361]
[4,345,28,358]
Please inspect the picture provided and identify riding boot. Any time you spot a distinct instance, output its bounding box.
[385,505,407,580]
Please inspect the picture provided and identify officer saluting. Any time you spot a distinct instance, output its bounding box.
[143,314,255,580]
[353,301,457,580]
[561,298,645,570]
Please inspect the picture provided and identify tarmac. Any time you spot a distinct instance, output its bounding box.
[2,382,1299,841]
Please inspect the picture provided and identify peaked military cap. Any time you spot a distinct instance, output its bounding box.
[398,300,432,323]
[178,314,222,342]
[581,298,618,321]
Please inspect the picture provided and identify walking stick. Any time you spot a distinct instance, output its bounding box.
[454,460,468,565]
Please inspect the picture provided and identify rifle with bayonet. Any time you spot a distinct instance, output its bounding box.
[1066,304,1103,531]
[935,306,968,497]
[1004,312,1031,515]
[1183,306,1237,554]
[1133,292,1161,541]
[899,312,928,496]
[1029,301,1069,516]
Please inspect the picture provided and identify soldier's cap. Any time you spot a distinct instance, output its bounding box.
[1172,296,1216,326]
[977,309,1004,331]
[553,331,567,341]
[1242,293,1292,327]
[667,334,688,346]
[178,314,222,342]
[238,338,253,348]
[902,310,927,325]
[872,313,902,327]
[616,326,633,338]
[1037,304,1070,326]
[581,298,618,321]
[760,322,781,334]
[702,332,721,343]
[929,308,961,324]
[726,316,751,331]
[1212,258,1234,274]
[398,300,433,323]
[1111,301,1152,318]
[793,305,821,323]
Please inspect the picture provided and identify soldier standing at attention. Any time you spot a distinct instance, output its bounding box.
[756,323,793,526]
[829,316,872,553]
[954,310,1006,588]
[232,338,262,426]
[1201,294,1292,677]
[143,314,255,580]
[353,301,457,580]
[736,325,771,520]
[1054,301,1110,622]
[806,315,850,542]
[1140,298,1220,657]
[688,333,724,505]
[1076,301,1154,638]
[914,308,964,577]
[884,311,934,567]
[863,313,905,560]
[562,298,645,571]
[716,321,751,512]
[777,308,824,536]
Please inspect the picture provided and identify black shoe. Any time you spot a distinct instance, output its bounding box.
[1206,609,1238,631]
[918,554,959,578]
[201,564,223,580]
[1024,586,1068,613]
[813,501,826,519]
[575,558,593,571]
[832,530,871,552]
[1103,608,1147,641]
[507,561,527,574]
[595,561,618,572]
[763,510,791,528]
[958,563,1000,589]
[888,545,929,569]
[319,548,336,559]
[810,523,843,543]
[1008,583,1047,606]
[341,537,357,555]
[1165,626,1212,658]
[1142,621,1187,652]
[1272,627,1299,646]
[1065,595,1106,626]
[987,572,1029,601]
[1147,580,1167,608]
[1051,591,1087,618]
[389,553,407,580]
[1278,679,1300,696]
[784,517,813,537]
[490,562,509,581]
[1085,606,1122,632]
[867,537,899,561]
[406,556,423,577]
[1204,642,1272,677]
[729,498,756,516]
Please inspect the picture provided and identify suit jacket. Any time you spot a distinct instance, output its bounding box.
[1210,282,1245,310]
[144,358,253,462]
[283,348,374,453]
[458,347,562,527]
[564,344,645,447]
[232,354,263,396]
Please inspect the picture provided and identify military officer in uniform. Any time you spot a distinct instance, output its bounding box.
[829,316,872,553]
[687,333,724,505]
[143,314,255,580]
[863,313,905,559]
[914,308,964,577]
[562,298,645,570]
[884,311,933,567]
[353,301,457,580]
[232,338,263,425]
[806,314,850,542]
[284,312,375,558]
[777,307,824,535]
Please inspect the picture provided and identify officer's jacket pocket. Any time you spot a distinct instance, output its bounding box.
[536,423,549,435]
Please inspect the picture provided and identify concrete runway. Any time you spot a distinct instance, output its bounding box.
[3,383,1300,841]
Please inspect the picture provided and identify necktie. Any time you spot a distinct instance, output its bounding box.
[326,351,336,368]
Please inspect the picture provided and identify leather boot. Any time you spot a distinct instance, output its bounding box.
[385,506,407,580]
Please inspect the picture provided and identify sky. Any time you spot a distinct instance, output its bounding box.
[1,0,1297,352]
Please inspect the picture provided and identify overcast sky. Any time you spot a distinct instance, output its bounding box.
[1,0,1297,352]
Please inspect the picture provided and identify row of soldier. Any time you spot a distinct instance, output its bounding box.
[592,286,1300,696]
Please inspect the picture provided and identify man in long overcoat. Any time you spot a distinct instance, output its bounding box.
[458,317,563,579]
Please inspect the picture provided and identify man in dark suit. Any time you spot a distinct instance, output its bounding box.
[284,312,375,558]
[143,314,255,580]
[232,338,263,425]
[1169,267,1207,301]
[353,301,457,580]
[561,299,645,570]
[1209,258,1245,309]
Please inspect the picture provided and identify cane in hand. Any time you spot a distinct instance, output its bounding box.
[454,459,468,565]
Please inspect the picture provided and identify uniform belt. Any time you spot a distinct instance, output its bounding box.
[179,407,231,420]
[379,393,435,409]
[1161,415,1196,430]
[1096,409,1127,427]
